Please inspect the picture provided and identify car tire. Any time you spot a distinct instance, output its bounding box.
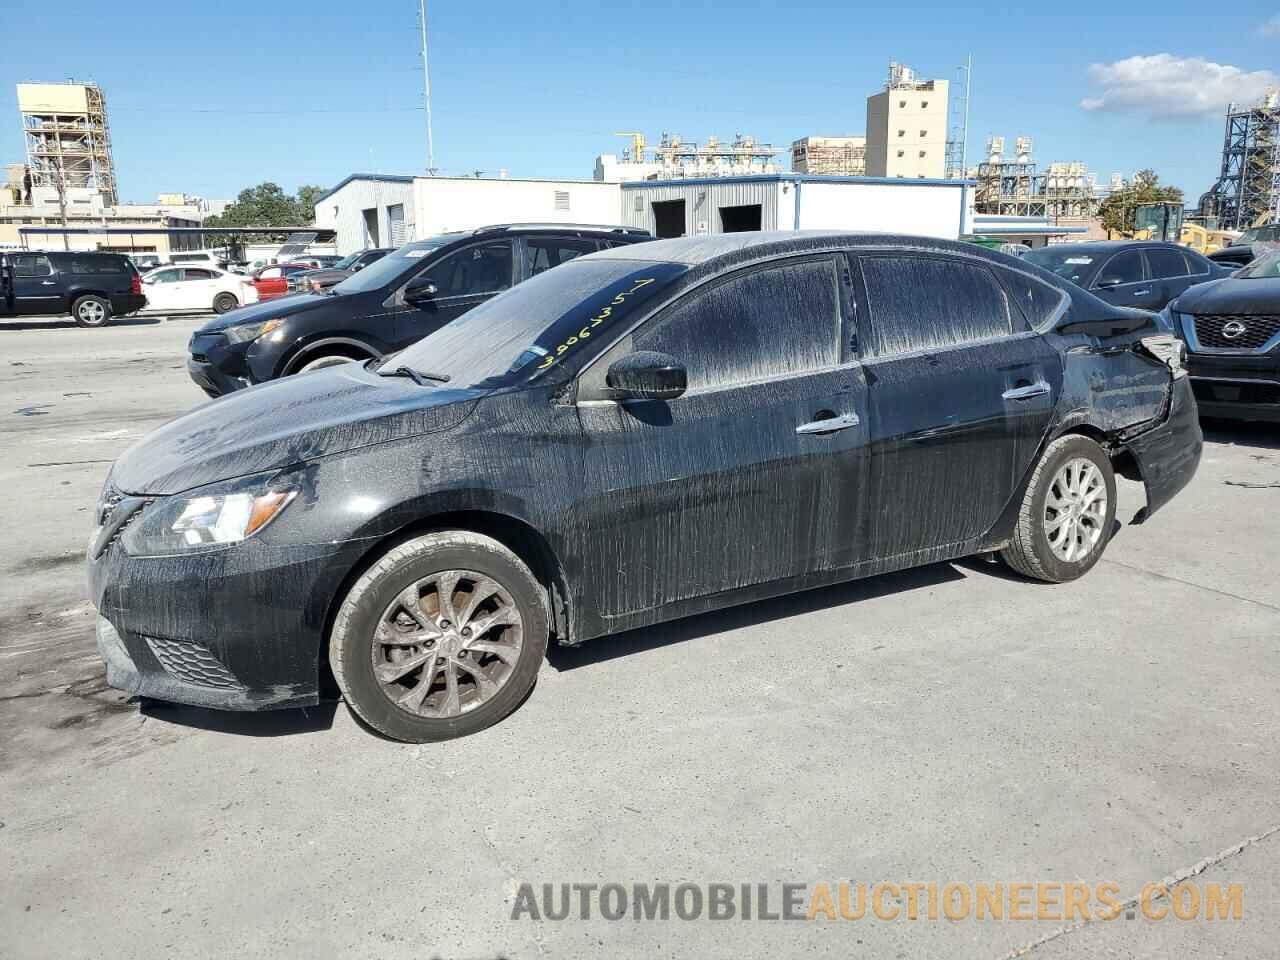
[296,353,359,374]
[329,531,549,743]
[1000,434,1117,583]
[212,293,238,314]
[72,294,111,328]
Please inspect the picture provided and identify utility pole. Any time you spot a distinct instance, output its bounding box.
[418,0,435,174]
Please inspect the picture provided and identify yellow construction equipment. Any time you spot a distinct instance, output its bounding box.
[613,132,647,162]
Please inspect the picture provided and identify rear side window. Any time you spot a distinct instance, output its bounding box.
[1146,248,1189,279]
[526,238,596,276]
[68,256,127,274]
[856,255,1012,358]
[993,266,1067,331]
[633,257,841,391]
[184,268,215,280]
[13,255,52,277]
[1095,250,1145,287]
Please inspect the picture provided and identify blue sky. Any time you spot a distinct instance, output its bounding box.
[3,0,1278,202]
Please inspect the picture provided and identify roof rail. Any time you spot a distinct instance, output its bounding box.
[471,223,651,236]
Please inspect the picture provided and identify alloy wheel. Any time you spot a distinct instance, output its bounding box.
[1044,457,1107,562]
[79,300,106,324]
[371,569,524,718]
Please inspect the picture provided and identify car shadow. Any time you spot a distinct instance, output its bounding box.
[547,561,969,672]
[1,316,165,331]
[137,697,339,737]
[1201,418,1280,452]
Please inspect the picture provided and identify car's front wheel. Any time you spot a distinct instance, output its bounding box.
[72,294,111,328]
[296,353,359,374]
[329,531,549,742]
[1001,434,1117,583]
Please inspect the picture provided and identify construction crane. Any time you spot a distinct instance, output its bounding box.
[613,132,647,163]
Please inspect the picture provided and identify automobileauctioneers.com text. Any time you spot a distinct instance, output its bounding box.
[510,881,1244,923]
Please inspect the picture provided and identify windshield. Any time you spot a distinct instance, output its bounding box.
[389,258,687,390]
[332,238,451,295]
[1022,248,1099,286]
[331,252,362,270]
[1238,251,1280,279]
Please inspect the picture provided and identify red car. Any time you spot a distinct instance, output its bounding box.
[252,262,313,301]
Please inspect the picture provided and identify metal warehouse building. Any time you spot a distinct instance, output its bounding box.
[619,175,973,240]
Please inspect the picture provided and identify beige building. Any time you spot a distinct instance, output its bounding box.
[0,185,199,253]
[864,62,949,179]
[790,136,866,176]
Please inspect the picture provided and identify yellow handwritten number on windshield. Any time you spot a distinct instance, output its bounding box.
[535,278,656,370]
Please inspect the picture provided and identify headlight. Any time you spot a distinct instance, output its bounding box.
[120,473,297,557]
[224,317,284,344]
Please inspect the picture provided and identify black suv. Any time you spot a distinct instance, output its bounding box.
[186,224,652,397]
[1,251,145,327]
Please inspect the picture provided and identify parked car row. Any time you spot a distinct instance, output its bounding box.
[90,230,1201,742]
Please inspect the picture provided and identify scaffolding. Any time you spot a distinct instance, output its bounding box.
[17,81,117,206]
[1204,92,1279,230]
[974,136,1097,220]
[791,137,866,176]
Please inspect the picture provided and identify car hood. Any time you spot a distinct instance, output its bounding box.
[1172,276,1280,316]
[194,292,335,333]
[298,268,351,282]
[110,362,482,495]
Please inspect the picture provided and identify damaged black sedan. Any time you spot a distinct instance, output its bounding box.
[88,232,1201,742]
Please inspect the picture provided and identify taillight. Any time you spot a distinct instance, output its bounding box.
[131,273,142,295]
[1138,335,1188,379]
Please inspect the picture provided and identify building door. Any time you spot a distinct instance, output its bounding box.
[388,204,407,246]
[651,200,686,239]
[719,204,762,232]
[362,208,380,246]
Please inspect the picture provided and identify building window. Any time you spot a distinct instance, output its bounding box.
[897,150,905,158]
[897,130,905,137]
[921,101,929,108]
[919,150,927,158]
[898,100,907,108]
[920,130,928,137]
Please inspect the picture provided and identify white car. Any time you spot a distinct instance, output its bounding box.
[141,266,259,315]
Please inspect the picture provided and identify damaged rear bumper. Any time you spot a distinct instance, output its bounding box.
[1122,375,1203,523]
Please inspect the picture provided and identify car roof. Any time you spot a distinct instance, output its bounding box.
[1027,240,1182,254]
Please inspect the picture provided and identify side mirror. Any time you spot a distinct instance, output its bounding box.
[404,277,438,304]
[606,351,687,401]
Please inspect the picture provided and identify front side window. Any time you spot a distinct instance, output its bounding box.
[1095,250,1145,287]
[428,241,514,297]
[857,255,1012,358]
[13,255,52,278]
[632,258,842,392]
[1146,248,1188,279]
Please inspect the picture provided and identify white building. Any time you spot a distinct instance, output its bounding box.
[620,175,973,240]
[311,174,417,254]
[865,62,949,179]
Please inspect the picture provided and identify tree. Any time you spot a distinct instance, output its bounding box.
[1098,169,1184,235]
[204,182,328,230]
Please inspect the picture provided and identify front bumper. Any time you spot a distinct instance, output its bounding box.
[1186,351,1280,422]
[187,331,252,397]
[88,533,373,711]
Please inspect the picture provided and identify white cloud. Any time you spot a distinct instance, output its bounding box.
[1079,54,1279,119]
[1261,14,1280,37]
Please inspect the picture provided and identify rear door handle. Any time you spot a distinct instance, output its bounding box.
[41,280,56,286]
[1133,288,1151,296]
[796,412,860,435]
[1002,381,1051,401]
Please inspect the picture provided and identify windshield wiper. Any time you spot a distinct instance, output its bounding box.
[377,364,451,385]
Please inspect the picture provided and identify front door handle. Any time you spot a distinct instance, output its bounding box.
[1002,380,1051,401]
[41,280,56,286]
[1132,288,1151,296]
[796,412,860,435]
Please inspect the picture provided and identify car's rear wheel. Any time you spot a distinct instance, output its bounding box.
[329,531,549,742]
[1001,434,1117,583]
[296,353,359,374]
[72,294,111,328]
[212,292,238,314]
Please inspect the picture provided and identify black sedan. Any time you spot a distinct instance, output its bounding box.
[1165,251,1280,421]
[1024,241,1231,312]
[89,232,1201,742]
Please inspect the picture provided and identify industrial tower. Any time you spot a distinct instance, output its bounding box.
[1204,91,1279,231]
[17,81,118,206]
